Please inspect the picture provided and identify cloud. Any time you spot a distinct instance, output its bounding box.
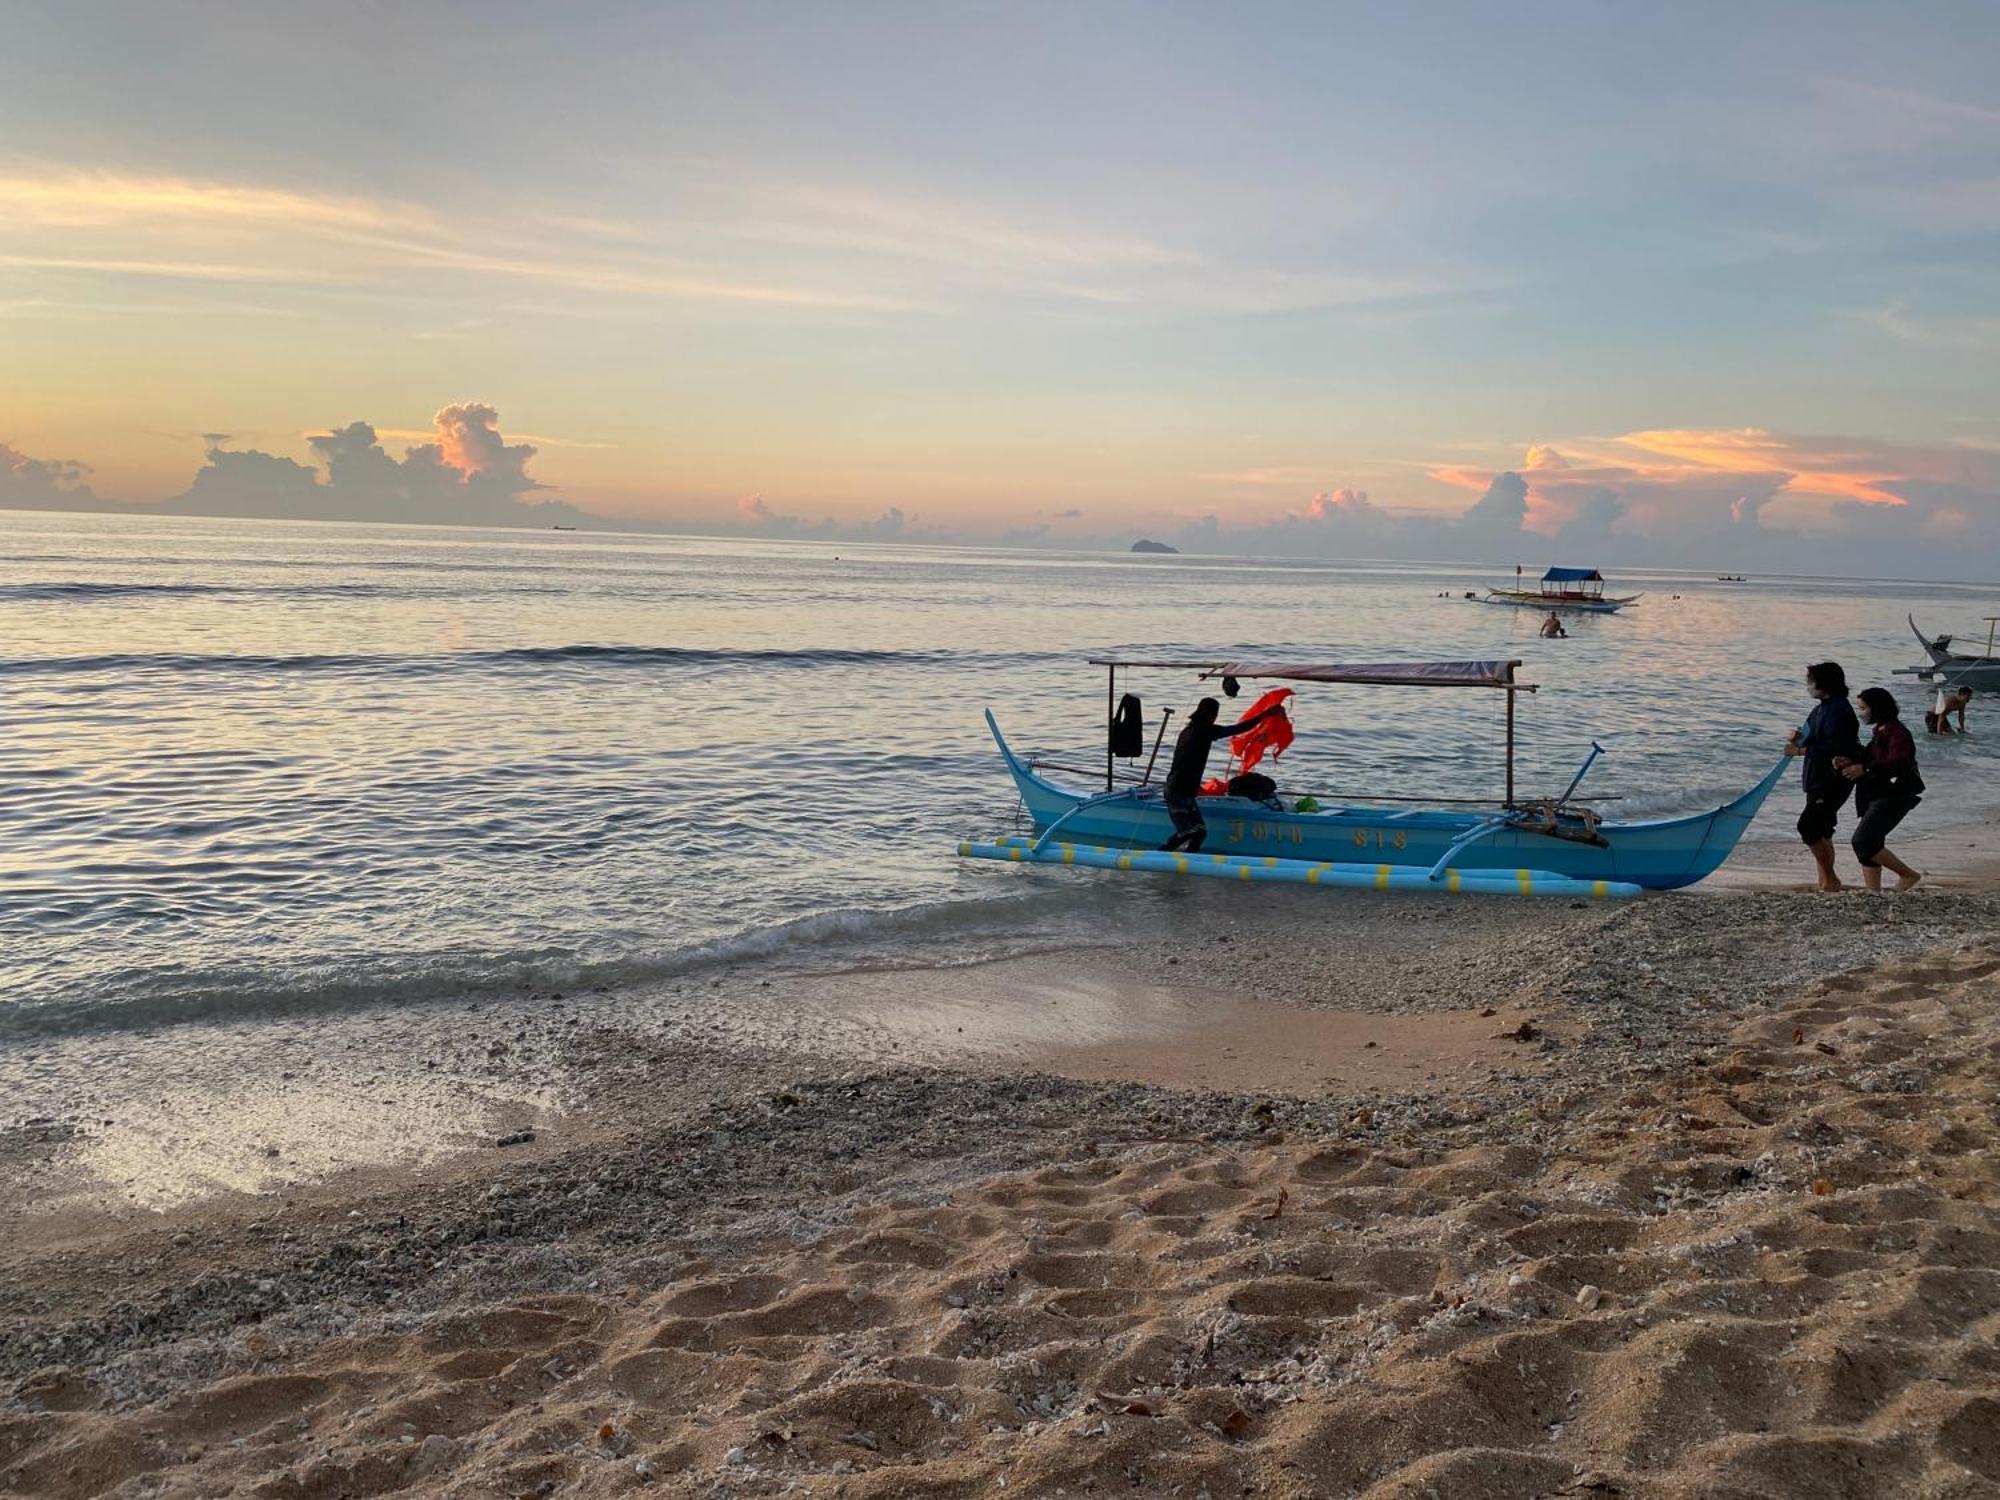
[0,163,1462,320]
[0,171,408,232]
[708,177,1198,276]
[1457,471,1530,534]
[735,492,926,542]
[0,253,348,284]
[334,233,937,311]
[0,441,104,511]
[1299,487,1376,522]
[1132,426,2000,577]
[167,405,588,526]
[1418,430,2000,570]
[1852,303,2000,352]
[1614,429,1908,506]
[8,412,2000,577]
[1428,431,1896,539]
[0,167,938,313]
[421,402,539,485]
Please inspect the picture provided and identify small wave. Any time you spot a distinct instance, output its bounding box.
[0,887,1090,1041]
[0,643,1054,679]
[0,582,222,600]
[0,580,416,602]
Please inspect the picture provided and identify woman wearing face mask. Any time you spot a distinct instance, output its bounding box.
[1834,687,1925,892]
[1783,661,1862,891]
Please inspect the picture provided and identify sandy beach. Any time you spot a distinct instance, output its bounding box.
[5,879,2000,1500]
[13,3,2000,1493]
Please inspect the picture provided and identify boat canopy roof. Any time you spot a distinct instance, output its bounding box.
[1542,566,1602,583]
[1086,657,1531,690]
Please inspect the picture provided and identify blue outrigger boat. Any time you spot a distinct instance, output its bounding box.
[958,657,1787,898]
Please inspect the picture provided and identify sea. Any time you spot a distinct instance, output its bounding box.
[4,510,1996,1043]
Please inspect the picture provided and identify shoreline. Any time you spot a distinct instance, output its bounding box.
[5,882,2000,1496]
[5,852,1997,1229]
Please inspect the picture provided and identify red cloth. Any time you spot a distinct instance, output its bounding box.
[1231,688,1295,772]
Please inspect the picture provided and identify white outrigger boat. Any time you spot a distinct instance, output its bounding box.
[1482,566,1640,614]
[1903,613,2000,694]
[957,657,1786,899]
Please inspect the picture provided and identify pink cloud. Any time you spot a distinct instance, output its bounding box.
[424,401,537,484]
[1296,486,1376,522]
[1428,426,2000,543]
[1615,429,1907,506]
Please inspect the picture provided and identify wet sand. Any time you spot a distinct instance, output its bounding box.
[9,818,1998,1227]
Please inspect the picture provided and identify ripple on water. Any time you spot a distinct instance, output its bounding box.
[2,514,1995,1035]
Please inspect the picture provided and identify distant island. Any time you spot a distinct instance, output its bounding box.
[1130,538,1180,554]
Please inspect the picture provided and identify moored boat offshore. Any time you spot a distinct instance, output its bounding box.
[1483,565,1640,613]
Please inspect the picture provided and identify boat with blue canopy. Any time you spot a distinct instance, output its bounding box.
[1483,566,1639,614]
[957,656,1785,897]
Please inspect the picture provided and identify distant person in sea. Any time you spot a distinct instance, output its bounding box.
[1539,611,1567,638]
[1784,661,1863,892]
[1925,685,1972,735]
[1833,687,1924,892]
[1159,696,1288,854]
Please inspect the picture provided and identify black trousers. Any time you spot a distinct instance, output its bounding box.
[1797,782,1852,844]
[1852,793,1917,866]
[1161,794,1207,853]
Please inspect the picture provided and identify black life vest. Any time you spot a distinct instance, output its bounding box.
[1108,693,1145,758]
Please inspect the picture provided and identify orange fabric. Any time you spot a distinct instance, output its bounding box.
[1200,775,1231,795]
[1231,688,1295,772]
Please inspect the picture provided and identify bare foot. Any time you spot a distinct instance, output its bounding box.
[1818,879,1845,892]
[1896,872,1923,891]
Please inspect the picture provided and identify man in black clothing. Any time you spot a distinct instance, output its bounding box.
[1159,696,1286,853]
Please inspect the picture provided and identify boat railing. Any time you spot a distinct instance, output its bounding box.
[1023,754,1621,806]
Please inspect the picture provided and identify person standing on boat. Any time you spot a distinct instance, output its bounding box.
[1160,696,1287,854]
[1834,687,1924,892]
[1784,660,1862,892]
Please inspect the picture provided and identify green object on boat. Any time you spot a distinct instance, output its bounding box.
[1294,795,1321,813]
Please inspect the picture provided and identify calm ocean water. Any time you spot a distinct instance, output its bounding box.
[4,511,1995,1039]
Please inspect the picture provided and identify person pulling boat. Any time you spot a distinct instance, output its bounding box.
[1160,696,1288,854]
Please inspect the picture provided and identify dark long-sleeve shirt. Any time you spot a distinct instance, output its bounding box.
[1797,695,1861,796]
[1164,708,1279,799]
[1856,720,1923,804]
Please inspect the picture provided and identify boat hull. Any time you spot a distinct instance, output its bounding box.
[1908,615,2000,691]
[981,713,1785,892]
[1482,589,1636,614]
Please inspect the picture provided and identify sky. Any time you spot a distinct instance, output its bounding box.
[3,1,1999,573]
